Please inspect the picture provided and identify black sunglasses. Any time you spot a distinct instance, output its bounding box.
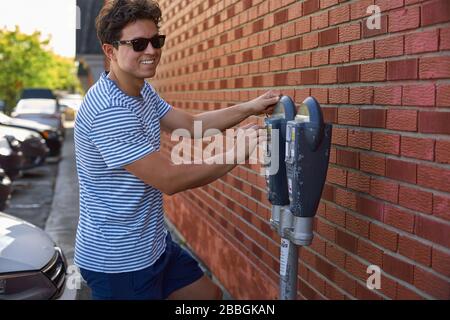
[113,34,166,51]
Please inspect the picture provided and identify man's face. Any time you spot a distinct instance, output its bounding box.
[113,19,162,79]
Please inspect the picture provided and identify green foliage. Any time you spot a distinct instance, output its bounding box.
[0,26,82,113]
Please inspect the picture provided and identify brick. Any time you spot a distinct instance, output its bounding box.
[369,223,398,252]
[357,238,383,266]
[441,26,450,50]
[350,41,374,62]
[327,166,347,186]
[326,203,346,226]
[350,0,373,20]
[419,56,450,79]
[431,248,450,278]
[415,215,450,247]
[338,108,360,125]
[350,86,374,105]
[335,188,357,211]
[356,195,384,221]
[375,35,404,58]
[274,8,288,25]
[389,7,420,32]
[348,129,371,150]
[371,132,400,155]
[332,127,348,146]
[335,229,358,254]
[338,65,360,83]
[403,84,435,107]
[361,62,386,82]
[339,23,361,43]
[329,87,349,104]
[386,109,417,132]
[400,136,435,161]
[387,59,418,81]
[360,153,385,176]
[396,283,425,300]
[345,255,369,283]
[323,107,338,123]
[337,149,359,169]
[360,109,386,128]
[437,84,450,107]
[375,0,404,11]
[319,28,339,47]
[433,194,450,221]
[346,213,370,237]
[300,69,318,85]
[347,170,370,194]
[422,0,450,26]
[399,185,433,214]
[318,66,337,84]
[417,164,450,193]
[370,177,399,203]
[405,29,439,54]
[436,140,450,164]
[386,158,417,184]
[296,52,311,68]
[383,204,415,233]
[398,235,431,266]
[303,32,319,49]
[296,17,311,35]
[322,183,336,202]
[312,49,329,66]
[355,283,383,300]
[316,218,336,241]
[303,0,320,15]
[383,253,414,283]
[414,267,450,300]
[330,46,349,64]
[374,86,402,105]
[419,111,450,134]
[329,5,350,26]
[311,11,329,30]
[311,88,329,104]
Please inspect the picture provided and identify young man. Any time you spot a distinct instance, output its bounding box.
[74,0,279,300]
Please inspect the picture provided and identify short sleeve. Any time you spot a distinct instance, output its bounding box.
[147,84,172,119]
[89,107,156,169]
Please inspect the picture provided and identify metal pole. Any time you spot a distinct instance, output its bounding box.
[278,208,298,300]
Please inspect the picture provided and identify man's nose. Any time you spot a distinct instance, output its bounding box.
[144,41,157,54]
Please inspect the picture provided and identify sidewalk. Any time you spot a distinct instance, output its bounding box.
[44,123,90,299]
[43,123,230,300]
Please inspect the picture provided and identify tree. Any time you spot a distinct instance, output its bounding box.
[0,26,81,113]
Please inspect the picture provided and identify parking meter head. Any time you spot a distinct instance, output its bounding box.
[271,95,296,121]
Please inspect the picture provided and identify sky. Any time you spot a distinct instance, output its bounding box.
[0,0,77,58]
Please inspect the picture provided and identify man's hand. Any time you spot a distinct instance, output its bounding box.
[242,90,281,116]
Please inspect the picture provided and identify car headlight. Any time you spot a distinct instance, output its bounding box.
[4,135,21,151]
[0,271,55,300]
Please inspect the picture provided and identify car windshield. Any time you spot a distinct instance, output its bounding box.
[16,99,57,114]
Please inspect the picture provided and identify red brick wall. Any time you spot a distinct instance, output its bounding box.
[151,0,450,299]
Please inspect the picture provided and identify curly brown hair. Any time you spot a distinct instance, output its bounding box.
[95,0,162,45]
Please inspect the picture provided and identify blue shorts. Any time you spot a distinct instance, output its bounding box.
[79,233,204,300]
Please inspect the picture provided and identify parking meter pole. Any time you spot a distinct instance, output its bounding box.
[279,235,298,300]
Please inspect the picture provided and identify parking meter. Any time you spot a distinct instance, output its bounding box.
[285,97,332,246]
[263,96,296,234]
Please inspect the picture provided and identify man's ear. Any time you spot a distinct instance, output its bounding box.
[102,43,116,61]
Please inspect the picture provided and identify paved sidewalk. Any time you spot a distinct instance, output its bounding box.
[44,124,87,299]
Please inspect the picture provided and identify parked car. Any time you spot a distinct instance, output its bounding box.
[11,99,65,138]
[58,94,83,121]
[0,113,63,157]
[0,125,48,170]
[0,169,12,211]
[0,135,25,180]
[20,88,56,100]
[0,212,67,299]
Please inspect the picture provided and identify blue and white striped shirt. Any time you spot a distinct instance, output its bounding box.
[74,72,172,273]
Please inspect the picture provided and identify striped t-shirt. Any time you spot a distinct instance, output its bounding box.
[74,71,172,273]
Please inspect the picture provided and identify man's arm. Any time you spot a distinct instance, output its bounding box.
[125,125,263,195]
[160,91,280,136]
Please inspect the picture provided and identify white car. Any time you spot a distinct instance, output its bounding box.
[0,212,67,299]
